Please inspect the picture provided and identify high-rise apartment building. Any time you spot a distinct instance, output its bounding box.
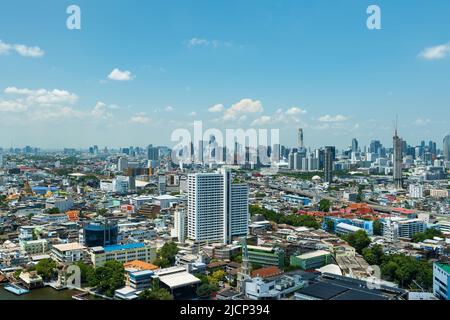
[187,169,248,244]
[444,134,450,161]
[298,128,304,149]
[117,157,128,172]
[324,146,334,183]
[147,144,160,161]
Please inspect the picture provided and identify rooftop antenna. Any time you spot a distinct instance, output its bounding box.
[394,114,398,136]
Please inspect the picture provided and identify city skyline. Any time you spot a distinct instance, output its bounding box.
[1,1,449,148]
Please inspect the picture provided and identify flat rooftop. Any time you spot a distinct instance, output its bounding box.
[52,243,86,252]
[158,271,201,289]
[104,243,145,252]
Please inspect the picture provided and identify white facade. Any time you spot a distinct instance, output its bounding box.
[45,197,73,212]
[174,206,187,243]
[187,169,248,244]
[113,176,130,194]
[409,184,424,198]
[117,157,128,172]
[382,217,426,241]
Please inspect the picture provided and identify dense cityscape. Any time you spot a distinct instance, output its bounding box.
[0,128,449,301]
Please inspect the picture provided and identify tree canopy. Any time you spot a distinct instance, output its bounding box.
[249,205,319,229]
[412,228,443,243]
[87,260,125,297]
[34,258,57,281]
[342,230,371,254]
[153,242,179,268]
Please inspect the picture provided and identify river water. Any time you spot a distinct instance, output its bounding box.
[0,285,101,300]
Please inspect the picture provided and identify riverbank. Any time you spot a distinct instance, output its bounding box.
[0,284,102,300]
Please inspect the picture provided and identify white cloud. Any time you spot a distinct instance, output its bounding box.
[107,68,133,81]
[188,111,197,117]
[318,114,348,122]
[223,98,263,121]
[91,101,114,119]
[165,106,174,112]
[4,87,78,105]
[129,113,151,124]
[251,115,272,126]
[286,107,307,115]
[413,118,431,126]
[419,43,450,60]
[208,104,224,113]
[186,38,232,48]
[0,40,44,58]
[0,99,27,112]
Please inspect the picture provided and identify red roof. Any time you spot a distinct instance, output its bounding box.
[251,266,283,279]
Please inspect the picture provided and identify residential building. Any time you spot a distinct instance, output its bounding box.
[90,243,157,267]
[434,262,450,300]
[187,168,248,244]
[51,243,86,264]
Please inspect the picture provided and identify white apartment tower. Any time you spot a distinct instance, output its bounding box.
[174,205,187,243]
[187,168,248,244]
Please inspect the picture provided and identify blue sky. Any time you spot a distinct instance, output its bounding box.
[0,0,449,150]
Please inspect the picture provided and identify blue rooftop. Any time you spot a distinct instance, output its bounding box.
[104,243,145,252]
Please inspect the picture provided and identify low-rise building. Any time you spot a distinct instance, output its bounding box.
[290,250,332,270]
[247,245,285,269]
[20,239,48,255]
[51,243,86,264]
[90,243,156,267]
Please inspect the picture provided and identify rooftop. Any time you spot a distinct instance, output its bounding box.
[158,271,201,289]
[436,262,450,274]
[52,242,86,252]
[104,243,145,252]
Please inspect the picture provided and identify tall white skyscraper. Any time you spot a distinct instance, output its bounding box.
[187,168,248,244]
[174,205,187,243]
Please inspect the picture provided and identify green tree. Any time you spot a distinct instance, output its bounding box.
[412,228,443,243]
[35,258,57,281]
[46,207,60,214]
[96,208,108,216]
[138,281,173,300]
[155,242,179,266]
[326,220,335,232]
[88,260,125,297]
[362,244,384,266]
[76,261,95,285]
[342,230,371,254]
[196,283,219,298]
[319,199,331,212]
[207,270,226,286]
[373,220,383,236]
[380,254,433,290]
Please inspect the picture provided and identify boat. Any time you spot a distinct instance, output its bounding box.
[3,283,30,295]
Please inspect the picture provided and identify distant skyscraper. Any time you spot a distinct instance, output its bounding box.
[444,134,450,161]
[393,126,403,189]
[147,144,160,161]
[352,138,359,152]
[117,157,128,172]
[324,146,334,183]
[298,128,304,149]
